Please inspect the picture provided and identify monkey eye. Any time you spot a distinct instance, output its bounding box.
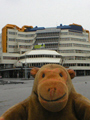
[42,73,45,78]
[59,73,63,77]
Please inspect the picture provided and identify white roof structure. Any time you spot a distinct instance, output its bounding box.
[16,50,62,66]
[19,58,61,64]
[20,50,61,56]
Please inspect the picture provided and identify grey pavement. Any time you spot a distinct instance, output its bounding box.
[0,76,90,116]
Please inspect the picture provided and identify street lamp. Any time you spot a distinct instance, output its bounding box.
[25,52,27,79]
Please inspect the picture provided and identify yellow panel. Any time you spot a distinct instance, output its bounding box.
[2,26,7,52]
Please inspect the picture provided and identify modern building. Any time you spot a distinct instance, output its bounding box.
[34,27,60,51]
[32,24,90,76]
[89,32,90,42]
[18,49,62,67]
[0,50,62,78]
[33,24,89,51]
[2,24,36,54]
[0,23,90,77]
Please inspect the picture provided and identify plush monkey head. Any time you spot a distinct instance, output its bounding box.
[30,64,75,112]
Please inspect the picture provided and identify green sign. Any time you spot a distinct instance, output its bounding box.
[34,44,45,49]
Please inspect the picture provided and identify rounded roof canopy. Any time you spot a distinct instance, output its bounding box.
[16,50,62,66]
[21,50,61,56]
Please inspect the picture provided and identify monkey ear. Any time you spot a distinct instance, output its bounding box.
[0,117,4,120]
[30,67,39,78]
[67,69,76,79]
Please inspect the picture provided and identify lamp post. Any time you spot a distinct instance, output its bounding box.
[25,52,27,79]
[60,56,64,66]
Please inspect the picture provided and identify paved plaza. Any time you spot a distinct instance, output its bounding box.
[0,76,90,115]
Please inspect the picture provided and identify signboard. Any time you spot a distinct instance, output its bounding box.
[34,43,45,49]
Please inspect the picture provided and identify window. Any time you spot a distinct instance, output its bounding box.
[59,50,75,53]
[3,56,17,60]
[18,34,25,37]
[9,32,16,35]
[61,32,68,35]
[9,45,16,48]
[59,43,72,47]
[9,38,15,41]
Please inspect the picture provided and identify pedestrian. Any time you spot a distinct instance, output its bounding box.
[28,73,30,79]
[17,73,19,78]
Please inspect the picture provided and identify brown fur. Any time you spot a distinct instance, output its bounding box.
[0,64,90,120]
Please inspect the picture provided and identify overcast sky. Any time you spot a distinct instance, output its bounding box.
[0,0,90,32]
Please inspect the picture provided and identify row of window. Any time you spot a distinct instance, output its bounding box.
[37,32,60,37]
[19,45,32,49]
[9,38,33,43]
[9,32,16,35]
[20,55,60,59]
[9,32,35,37]
[77,64,90,66]
[8,37,87,43]
[59,50,90,53]
[71,38,86,42]
[8,45,32,49]
[69,32,88,37]
[59,43,72,47]
[64,56,74,60]
[28,63,58,67]
[75,50,90,53]
[20,55,89,60]
[74,44,90,48]
[60,38,86,42]
[36,38,58,43]
[75,56,89,60]
[45,43,58,46]
[59,50,72,53]
[61,32,88,37]
[9,45,16,48]
[64,56,89,60]
[28,63,90,68]
[64,63,90,67]
[8,31,88,40]
[45,46,58,49]
[3,57,18,60]
[18,34,35,37]
[16,39,33,43]
[9,38,15,41]
[59,43,90,48]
